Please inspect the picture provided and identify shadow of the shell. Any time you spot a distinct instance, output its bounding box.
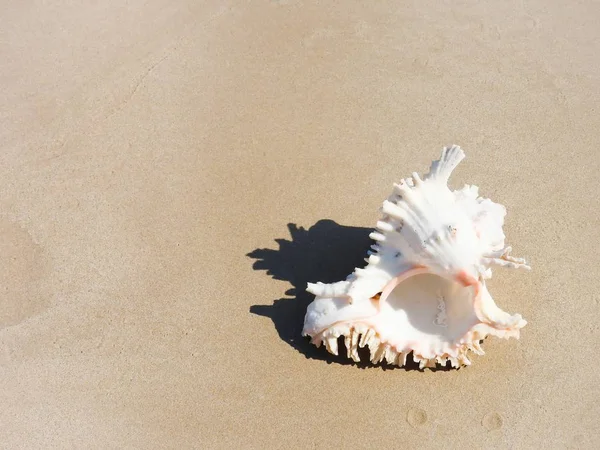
[247,219,454,372]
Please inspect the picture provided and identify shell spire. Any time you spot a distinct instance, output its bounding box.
[302,145,531,369]
[425,144,465,184]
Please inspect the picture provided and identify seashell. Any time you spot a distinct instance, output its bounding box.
[302,145,530,369]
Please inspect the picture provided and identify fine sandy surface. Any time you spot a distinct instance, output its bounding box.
[1,1,599,448]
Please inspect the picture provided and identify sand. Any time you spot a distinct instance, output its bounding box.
[1,1,599,448]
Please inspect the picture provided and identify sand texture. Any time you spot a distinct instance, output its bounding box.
[1,1,599,448]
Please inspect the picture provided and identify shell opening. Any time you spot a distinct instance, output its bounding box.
[378,271,479,347]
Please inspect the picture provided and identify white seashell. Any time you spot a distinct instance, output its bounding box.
[302,145,531,369]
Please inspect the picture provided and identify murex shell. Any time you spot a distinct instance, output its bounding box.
[302,146,531,369]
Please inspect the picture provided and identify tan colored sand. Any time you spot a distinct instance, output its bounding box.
[1,1,599,448]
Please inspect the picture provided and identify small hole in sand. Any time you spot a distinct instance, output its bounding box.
[406,408,427,427]
[482,412,503,431]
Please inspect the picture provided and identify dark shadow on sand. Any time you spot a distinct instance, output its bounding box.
[247,219,452,371]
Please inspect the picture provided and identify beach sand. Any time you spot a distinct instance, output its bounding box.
[1,1,599,448]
